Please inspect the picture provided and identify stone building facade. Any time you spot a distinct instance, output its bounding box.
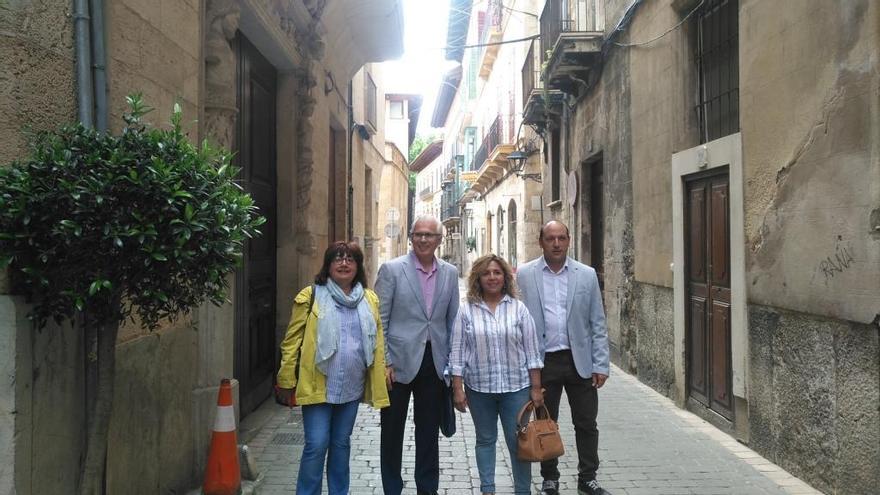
[517,0,879,493]
[376,93,420,269]
[0,0,403,493]
[435,0,547,275]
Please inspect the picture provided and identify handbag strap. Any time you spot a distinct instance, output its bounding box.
[293,284,316,381]
[516,400,552,430]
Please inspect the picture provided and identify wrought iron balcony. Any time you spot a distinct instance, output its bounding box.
[468,114,515,197]
[522,38,565,128]
[440,184,462,224]
[540,0,605,94]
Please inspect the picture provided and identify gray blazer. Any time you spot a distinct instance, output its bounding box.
[516,256,610,378]
[375,253,460,384]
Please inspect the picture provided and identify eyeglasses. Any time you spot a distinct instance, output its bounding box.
[411,232,442,241]
[332,254,356,265]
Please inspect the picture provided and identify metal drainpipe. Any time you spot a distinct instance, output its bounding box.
[73,0,94,127]
[89,0,108,132]
[347,82,354,241]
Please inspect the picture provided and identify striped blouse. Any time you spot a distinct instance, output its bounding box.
[324,303,366,404]
[449,295,543,394]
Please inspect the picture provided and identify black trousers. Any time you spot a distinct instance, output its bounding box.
[540,349,600,483]
[380,343,444,495]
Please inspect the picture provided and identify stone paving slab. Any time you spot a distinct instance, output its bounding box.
[245,363,821,495]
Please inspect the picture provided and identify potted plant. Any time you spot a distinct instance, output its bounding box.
[0,95,265,494]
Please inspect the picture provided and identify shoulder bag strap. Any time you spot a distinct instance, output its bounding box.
[294,285,316,381]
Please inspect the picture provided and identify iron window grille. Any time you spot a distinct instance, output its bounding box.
[696,0,739,143]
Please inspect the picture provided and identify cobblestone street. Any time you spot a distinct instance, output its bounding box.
[244,364,820,495]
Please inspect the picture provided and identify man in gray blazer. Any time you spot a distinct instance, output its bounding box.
[376,215,460,495]
[517,220,611,495]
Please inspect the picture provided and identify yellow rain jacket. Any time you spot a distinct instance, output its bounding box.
[277,285,390,409]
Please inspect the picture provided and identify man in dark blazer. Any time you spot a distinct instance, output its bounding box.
[517,220,611,495]
[376,215,460,495]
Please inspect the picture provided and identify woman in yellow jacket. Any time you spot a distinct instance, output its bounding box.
[277,241,389,495]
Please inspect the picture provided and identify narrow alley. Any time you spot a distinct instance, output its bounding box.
[244,363,820,495]
[2,0,877,494]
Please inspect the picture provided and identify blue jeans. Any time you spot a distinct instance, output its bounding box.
[297,400,360,495]
[466,386,533,495]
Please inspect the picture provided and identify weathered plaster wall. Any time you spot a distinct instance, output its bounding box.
[1,3,85,494]
[98,2,203,491]
[562,38,634,370]
[24,317,85,495]
[628,0,699,288]
[106,327,198,493]
[739,3,880,489]
[0,0,76,164]
[741,0,880,324]
[749,305,879,494]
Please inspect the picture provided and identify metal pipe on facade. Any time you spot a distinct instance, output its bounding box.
[89,0,108,132]
[73,0,94,127]
[347,82,354,241]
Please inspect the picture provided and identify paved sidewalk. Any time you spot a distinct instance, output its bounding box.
[244,365,820,495]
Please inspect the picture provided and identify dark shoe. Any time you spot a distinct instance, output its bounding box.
[416,491,438,495]
[540,479,559,495]
[578,479,611,495]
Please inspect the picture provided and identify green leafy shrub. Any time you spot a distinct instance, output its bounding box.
[0,94,265,329]
[466,236,477,253]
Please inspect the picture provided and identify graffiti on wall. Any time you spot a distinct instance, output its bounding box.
[816,240,855,284]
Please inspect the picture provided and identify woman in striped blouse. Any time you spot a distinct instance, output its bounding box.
[449,254,544,495]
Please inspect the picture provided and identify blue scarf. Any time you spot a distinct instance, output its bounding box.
[313,280,377,375]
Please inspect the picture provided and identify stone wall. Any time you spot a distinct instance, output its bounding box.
[749,304,879,494]
[108,0,201,132]
[481,173,544,269]
[561,31,635,370]
[632,282,676,399]
[1,2,82,493]
[100,1,203,489]
[0,0,76,164]
[377,143,410,267]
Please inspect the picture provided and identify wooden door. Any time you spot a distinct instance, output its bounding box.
[685,171,732,419]
[579,158,605,292]
[234,34,277,417]
[589,161,604,291]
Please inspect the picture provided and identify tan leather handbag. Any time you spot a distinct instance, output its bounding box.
[516,400,565,462]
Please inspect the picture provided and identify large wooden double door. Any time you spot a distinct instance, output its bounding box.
[234,34,277,417]
[685,171,732,420]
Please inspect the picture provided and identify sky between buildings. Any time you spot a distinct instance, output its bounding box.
[381,0,458,136]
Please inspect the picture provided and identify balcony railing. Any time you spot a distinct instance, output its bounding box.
[440,185,461,222]
[469,134,489,172]
[541,0,604,61]
[522,39,541,107]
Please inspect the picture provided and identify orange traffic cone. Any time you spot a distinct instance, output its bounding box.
[203,378,241,495]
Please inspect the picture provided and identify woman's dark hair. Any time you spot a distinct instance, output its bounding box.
[314,241,368,288]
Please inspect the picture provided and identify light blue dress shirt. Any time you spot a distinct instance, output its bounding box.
[541,257,571,352]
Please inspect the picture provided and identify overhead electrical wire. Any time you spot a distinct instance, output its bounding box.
[613,0,705,47]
